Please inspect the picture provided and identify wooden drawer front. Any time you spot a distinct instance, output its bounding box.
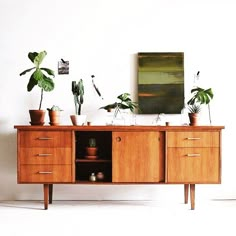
[19,131,72,148]
[167,131,219,147]
[19,165,72,183]
[19,148,72,164]
[167,147,220,183]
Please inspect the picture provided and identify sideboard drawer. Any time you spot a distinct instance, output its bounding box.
[19,165,73,183]
[19,148,72,164]
[167,131,220,148]
[19,131,72,148]
[167,147,220,183]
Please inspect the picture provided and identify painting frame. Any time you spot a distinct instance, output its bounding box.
[138,52,184,114]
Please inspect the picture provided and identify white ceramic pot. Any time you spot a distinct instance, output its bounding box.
[70,115,86,126]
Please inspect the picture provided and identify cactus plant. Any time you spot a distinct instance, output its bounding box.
[72,79,84,115]
[88,138,96,147]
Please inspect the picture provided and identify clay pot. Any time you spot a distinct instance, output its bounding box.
[86,147,98,156]
[29,110,45,126]
[188,113,199,126]
[48,110,61,126]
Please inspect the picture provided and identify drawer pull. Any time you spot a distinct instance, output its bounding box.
[186,154,200,157]
[37,137,53,140]
[38,171,53,174]
[186,137,200,140]
[37,154,53,157]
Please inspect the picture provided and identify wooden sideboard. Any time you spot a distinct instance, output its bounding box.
[14,125,224,210]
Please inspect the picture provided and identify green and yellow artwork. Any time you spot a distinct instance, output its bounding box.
[138,52,184,114]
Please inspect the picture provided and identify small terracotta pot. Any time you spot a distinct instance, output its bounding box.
[48,110,61,126]
[86,147,98,156]
[188,113,199,126]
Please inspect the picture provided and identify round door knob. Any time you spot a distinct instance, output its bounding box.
[116,137,121,142]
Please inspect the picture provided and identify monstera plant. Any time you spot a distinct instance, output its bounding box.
[19,51,55,125]
[187,86,214,125]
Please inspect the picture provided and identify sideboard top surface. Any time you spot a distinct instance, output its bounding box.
[14,125,225,132]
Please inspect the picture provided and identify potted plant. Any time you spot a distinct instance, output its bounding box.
[187,87,214,126]
[85,138,98,159]
[19,51,55,125]
[71,79,86,125]
[47,105,63,126]
[100,93,138,125]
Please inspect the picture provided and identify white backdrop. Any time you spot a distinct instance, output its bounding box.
[0,0,234,201]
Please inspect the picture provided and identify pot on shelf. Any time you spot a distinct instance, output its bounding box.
[188,113,200,126]
[29,110,46,126]
[48,110,61,126]
[70,115,86,126]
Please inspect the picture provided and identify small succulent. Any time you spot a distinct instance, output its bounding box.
[47,105,63,111]
[89,138,96,147]
[188,104,201,113]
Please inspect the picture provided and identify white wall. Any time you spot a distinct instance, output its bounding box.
[0,0,235,201]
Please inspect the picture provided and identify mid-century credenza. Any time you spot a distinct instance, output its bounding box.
[14,125,224,210]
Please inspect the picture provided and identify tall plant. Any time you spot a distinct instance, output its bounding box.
[19,51,55,110]
[72,79,84,115]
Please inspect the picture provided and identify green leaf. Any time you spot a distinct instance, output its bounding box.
[27,74,38,91]
[38,75,54,92]
[33,69,44,81]
[19,67,36,76]
[28,52,38,63]
[41,68,55,77]
[34,51,47,67]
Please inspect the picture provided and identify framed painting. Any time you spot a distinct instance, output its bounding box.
[138,52,184,114]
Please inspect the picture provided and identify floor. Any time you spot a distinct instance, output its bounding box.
[0,199,236,236]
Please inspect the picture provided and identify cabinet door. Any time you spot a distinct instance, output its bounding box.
[112,131,164,183]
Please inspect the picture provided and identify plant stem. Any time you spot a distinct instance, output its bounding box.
[208,104,212,125]
[39,88,43,110]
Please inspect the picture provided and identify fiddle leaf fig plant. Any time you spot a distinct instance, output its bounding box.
[19,51,55,110]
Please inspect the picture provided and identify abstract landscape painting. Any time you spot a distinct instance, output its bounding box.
[138,52,184,114]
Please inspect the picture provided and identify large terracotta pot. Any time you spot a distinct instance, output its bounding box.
[29,110,46,126]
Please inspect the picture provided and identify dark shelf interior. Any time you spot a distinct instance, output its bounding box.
[75,131,112,182]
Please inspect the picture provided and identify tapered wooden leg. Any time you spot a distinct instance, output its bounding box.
[184,184,189,204]
[190,184,195,210]
[49,184,53,204]
[43,184,49,210]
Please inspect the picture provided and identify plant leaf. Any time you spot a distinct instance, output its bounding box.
[28,52,38,63]
[27,74,38,91]
[41,68,55,77]
[38,75,54,92]
[34,51,47,67]
[19,67,36,76]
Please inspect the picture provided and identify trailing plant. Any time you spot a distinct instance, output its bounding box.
[100,93,138,117]
[19,51,55,110]
[72,79,84,115]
